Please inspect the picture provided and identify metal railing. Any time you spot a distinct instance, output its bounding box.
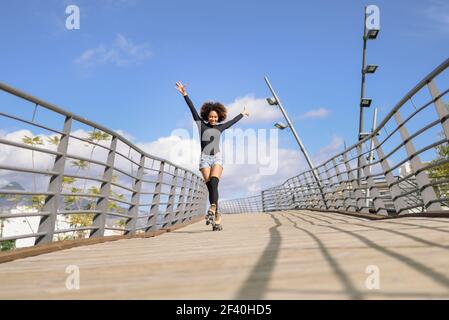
[221,58,449,216]
[0,82,208,249]
[220,195,263,214]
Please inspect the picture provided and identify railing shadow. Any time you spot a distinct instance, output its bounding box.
[286,211,449,291]
[234,214,282,299]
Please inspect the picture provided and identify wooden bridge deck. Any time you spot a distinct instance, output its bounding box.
[1,210,449,299]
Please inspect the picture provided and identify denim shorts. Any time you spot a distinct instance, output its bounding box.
[199,152,223,170]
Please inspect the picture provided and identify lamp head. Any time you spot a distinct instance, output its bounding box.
[364,65,378,74]
[274,122,288,130]
[267,97,278,106]
[361,99,372,108]
[366,28,379,40]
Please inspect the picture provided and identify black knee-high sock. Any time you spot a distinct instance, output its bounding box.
[209,176,219,205]
[206,180,213,204]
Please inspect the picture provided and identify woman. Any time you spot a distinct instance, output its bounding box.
[175,81,249,231]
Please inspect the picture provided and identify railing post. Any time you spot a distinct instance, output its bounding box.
[189,175,200,220]
[286,180,294,209]
[90,135,117,238]
[395,111,441,211]
[184,172,195,222]
[174,170,188,223]
[35,116,72,245]
[199,182,207,217]
[261,190,266,213]
[354,146,370,213]
[307,171,321,209]
[299,181,307,209]
[322,163,337,210]
[343,151,364,212]
[372,136,407,214]
[300,175,311,209]
[316,167,329,210]
[290,177,300,208]
[331,158,346,210]
[147,161,165,231]
[125,154,145,235]
[427,80,449,140]
[358,144,388,215]
[165,167,179,226]
[302,174,312,208]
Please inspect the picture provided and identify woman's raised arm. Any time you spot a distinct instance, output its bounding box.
[219,106,249,130]
[176,81,201,122]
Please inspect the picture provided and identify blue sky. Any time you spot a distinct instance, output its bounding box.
[1,0,448,198]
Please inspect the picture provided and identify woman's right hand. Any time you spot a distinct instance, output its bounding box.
[175,81,187,96]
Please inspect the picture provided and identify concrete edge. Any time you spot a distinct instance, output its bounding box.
[0,216,204,264]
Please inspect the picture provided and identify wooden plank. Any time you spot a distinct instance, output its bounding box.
[0,217,203,264]
[0,210,448,299]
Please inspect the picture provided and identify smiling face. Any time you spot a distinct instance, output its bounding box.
[200,102,227,125]
[208,110,219,126]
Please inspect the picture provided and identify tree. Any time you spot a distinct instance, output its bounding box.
[71,159,88,174]
[428,103,449,200]
[46,136,60,148]
[0,239,15,251]
[83,130,110,193]
[21,135,44,192]
[429,133,449,199]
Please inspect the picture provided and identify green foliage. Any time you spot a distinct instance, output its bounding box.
[70,160,88,171]
[428,105,449,199]
[0,240,15,252]
[24,195,46,211]
[21,135,44,146]
[13,130,126,242]
[46,136,60,146]
[63,177,76,186]
[86,131,110,145]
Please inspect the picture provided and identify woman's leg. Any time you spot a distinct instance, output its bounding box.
[210,164,223,180]
[200,167,211,182]
[209,165,223,229]
[209,165,223,205]
[200,167,213,205]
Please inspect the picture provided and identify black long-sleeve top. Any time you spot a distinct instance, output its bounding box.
[184,95,244,156]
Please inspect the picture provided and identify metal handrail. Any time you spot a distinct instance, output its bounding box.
[0,82,208,249]
[221,58,449,216]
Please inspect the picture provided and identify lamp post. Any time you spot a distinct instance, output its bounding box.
[357,5,379,184]
[264,76,328,209]
[365,107,378,208]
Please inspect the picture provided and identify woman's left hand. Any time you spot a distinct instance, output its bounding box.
[241,106,250,117]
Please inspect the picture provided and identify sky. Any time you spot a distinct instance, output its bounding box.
[0,0,448,200]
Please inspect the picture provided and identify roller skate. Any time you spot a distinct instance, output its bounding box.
[205,204,217,226]
[212,205,223,231]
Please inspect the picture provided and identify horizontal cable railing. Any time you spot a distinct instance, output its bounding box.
[220,58,449,216]
[220,195,263,214]
[0,82,208,251]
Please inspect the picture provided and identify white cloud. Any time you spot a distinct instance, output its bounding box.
[74,34,152,68]
[225,94,282,124]
[313,135,344,166]
[0,128,344,202]
[300,108,330,119]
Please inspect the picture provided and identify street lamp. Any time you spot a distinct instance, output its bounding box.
[274,122,288,130]
[364,65,378,74]
[264,76,328,209]
[366,28,379,40]
[358,5,380,183]
[365,108,378,208]
[266,97,278,106]
[360,99,372,107]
